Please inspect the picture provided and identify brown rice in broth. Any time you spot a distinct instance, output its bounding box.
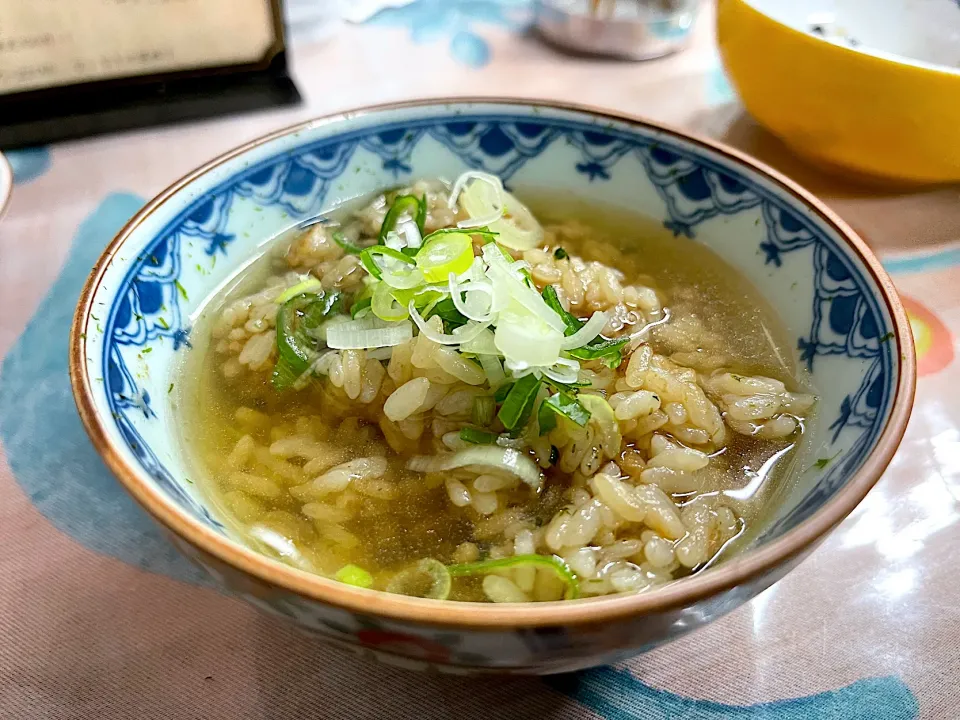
[178,179,816,603]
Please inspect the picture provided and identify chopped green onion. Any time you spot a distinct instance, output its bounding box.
[460,427,498,445]
[385,558,451,600]
[415,231,475,283]
[272,291,342,391]
[554,247,568,260]
[332,230,364,255]
[377,194,426,244]
[497,374,542,431]
[335,564,374,588]
[447,554,580,600]
[471,395,496,426]
[275,277,324,305]
[538,392,590,436]
[372,281,410,322]
[360,246,417,280]
[351,297,372,319]
[414,195,427,234]
[422,226,498,243]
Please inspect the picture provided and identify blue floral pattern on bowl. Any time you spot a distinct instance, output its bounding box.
[72,100,908,673]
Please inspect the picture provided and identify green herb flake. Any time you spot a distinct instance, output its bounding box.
[538,392,590,436]
[493,381,514,404]
[142,347,152,354]
[168,383,174,394]
[157,317,170,329]
[497,374,542,431]
[812,450,842,471]
[880,332,895,344]
[174,280,189,301]
[553,247,568,260]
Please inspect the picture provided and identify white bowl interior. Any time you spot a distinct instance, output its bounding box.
[747,0,960,70]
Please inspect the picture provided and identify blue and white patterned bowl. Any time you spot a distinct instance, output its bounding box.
[69,99,915,674]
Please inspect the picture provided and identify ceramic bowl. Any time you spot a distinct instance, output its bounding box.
[0,153,12,221]
[717,0,960,184]
[69,99,915,674]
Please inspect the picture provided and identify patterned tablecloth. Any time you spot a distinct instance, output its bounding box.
[1,3,958,718]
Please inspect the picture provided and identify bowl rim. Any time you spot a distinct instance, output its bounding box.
[734,0,960,77]
[69,97,917,629]
[0,152,12,222]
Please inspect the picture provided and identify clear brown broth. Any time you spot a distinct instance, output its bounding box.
[176,190,813,599]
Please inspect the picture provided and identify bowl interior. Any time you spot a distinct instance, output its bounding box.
[746,0,960,71]
[75,101,905,601]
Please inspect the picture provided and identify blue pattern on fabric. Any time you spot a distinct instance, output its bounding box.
[883,247,960,275]
[0,192,211,587]
[546,666,919,719]
[5,147,51,185]
[365,0,533,67]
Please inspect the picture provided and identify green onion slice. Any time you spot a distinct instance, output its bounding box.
[332,230,364,255]
[422,226,497,243]
[415,231,475,283]
[471,395,496,426]
[275,277,324,305]
[272,291,342,391]
[372,281,410,322]
[459,427,498,445]
[377,194,426,244]
[447,555,580,600]
[335,564,374,588]
[360,246,417,280]
[385,558,451,600]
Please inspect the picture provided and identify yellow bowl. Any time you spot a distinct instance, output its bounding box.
[717,0,960,184]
